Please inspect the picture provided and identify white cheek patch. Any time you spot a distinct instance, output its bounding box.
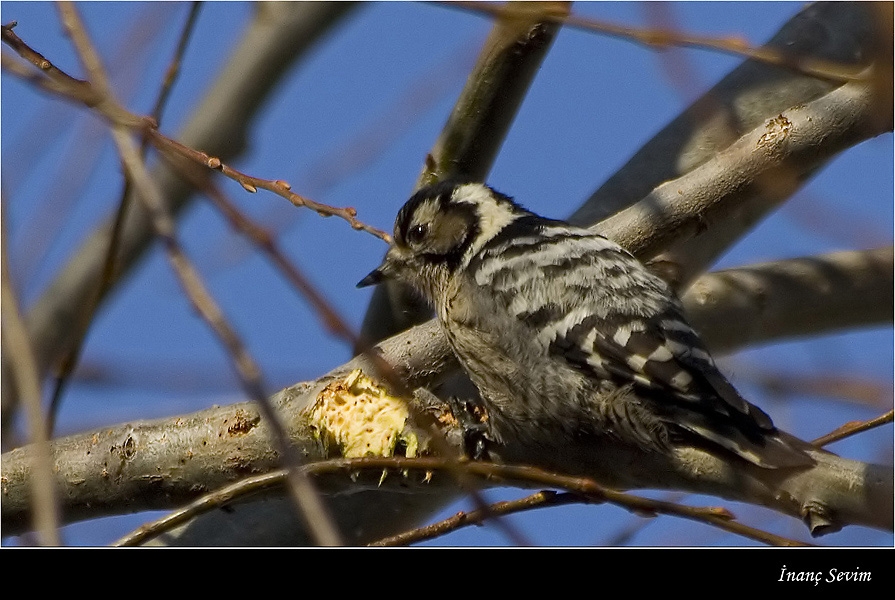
[453,184,520,257]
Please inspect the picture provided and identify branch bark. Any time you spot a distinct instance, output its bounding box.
[569,2,891,273]
[593,75,889,281]
[683,246,894,352]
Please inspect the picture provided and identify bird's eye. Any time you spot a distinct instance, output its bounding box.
[406,223,428,245]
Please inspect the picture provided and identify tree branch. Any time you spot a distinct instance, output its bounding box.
[3,373,890,541]
[593,78,889,274]
[682,247,894,352]
[812,410,894,448]
[574,2,891,287]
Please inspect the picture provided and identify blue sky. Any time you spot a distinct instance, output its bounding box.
[1,2,891,546]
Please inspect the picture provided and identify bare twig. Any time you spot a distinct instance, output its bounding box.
[369,490,579,546]
[2,21,105,110]
[0,17,387,243]
[46,2,204,436]
[164,157,369,346]
[149,2,202,120]
[145,132,390,242]
[113,469,288,547]
[425,459,812,546]
[0,204,60,546]
[115,83,346,550]
[16,3,358,391]
[116,458,812,547]
[444,1,868,82]
[4,8,174,306]
[812,410,894,448]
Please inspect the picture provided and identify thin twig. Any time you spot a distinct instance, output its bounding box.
[118,124,346,547]
[443,1,867,82]
[113,470,287,546]
[0,204,61,546]
[1,21,103,106]
[179,170,370,344]
[154,150,400,373]
[369,490,582,546]
[0,19,387,242]
[811,410,894,448]
[47,2,204,436]
[116,457,811,547]
[149,2,202,121]
[145,131,390,242]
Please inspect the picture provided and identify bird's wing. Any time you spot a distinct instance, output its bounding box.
[548,303,813,468]
[474,225,812,467]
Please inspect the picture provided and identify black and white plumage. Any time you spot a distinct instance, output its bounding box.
[358,181,812,468]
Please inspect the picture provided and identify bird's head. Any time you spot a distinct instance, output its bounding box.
[357,180,524,301]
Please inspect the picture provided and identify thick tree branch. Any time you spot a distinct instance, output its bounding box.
[4,242,893,539]
[3,358,891,541]
[593,77,889,272]
[683,246,894,352]
[577,2,892,287]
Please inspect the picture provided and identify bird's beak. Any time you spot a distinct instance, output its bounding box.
[358,246,404,288]
[356,265,386,288]
[357,252,397,288]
